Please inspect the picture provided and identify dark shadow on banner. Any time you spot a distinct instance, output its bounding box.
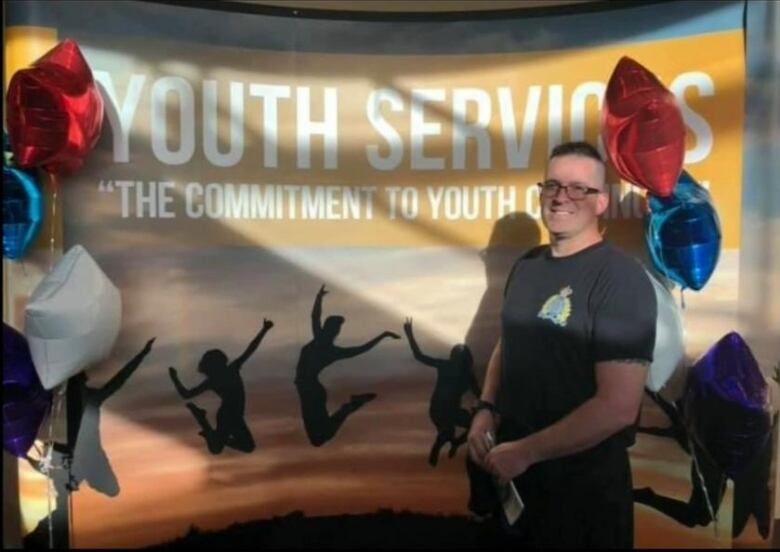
[464,212,542,384]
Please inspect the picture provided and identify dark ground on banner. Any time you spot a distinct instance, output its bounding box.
[152,510,509,549]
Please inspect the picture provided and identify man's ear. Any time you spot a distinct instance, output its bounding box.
[595,190,610,216]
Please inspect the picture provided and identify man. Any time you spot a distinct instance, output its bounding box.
[467,141,657,548]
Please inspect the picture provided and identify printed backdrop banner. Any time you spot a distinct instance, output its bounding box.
[6,0,748,548]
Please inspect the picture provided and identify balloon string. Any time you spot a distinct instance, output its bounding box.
[49,174,58,272]
[687,432,718,538]
[43,173,62,546]
[46,465,54,549]
[42,384,66,549]
[668,400,717,538]
[680,288,686,310]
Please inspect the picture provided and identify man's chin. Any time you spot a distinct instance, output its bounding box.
[543,220,575,237]
[548,230,572,242]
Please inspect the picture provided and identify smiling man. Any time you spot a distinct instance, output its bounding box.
[467,141,657,548]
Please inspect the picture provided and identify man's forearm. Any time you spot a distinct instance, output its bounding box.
[480,338,502,403]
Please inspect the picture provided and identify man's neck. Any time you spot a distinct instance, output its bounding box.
[549,231,603,258]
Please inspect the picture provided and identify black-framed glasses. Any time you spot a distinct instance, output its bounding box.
[537,180,604,201]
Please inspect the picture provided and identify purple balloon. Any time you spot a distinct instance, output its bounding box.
[3,323,51,457]
[683,332,771,478]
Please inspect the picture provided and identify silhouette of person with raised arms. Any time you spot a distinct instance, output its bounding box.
[633,389,775,539]
[404,318,480,466]
[69,337,156,496]
[296,284,400,447]
[169,319,273,454]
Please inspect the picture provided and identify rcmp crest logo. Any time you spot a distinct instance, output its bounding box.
[538,286,573,327]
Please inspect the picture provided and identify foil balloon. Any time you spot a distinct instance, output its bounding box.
[646,171,721,291]
[3,165,43,260]
[6,38,104,175]
[602,56,685,197]
[683,332,772,479]
[645,270,685,392]
[3,130,14,166]
[3,323,52,458]
[25,245,122,389]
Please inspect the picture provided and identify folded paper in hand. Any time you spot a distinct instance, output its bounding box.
[483,431,525,525]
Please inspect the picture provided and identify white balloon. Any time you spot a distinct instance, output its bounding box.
[25,245,122,390]
[645,270,685,392]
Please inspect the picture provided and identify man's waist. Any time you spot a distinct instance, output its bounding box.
[497,418,629,474]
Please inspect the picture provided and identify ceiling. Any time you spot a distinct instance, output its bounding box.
[238,1,595,13]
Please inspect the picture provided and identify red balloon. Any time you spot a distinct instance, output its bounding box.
[6,39,104,175]
[602,57,685,197]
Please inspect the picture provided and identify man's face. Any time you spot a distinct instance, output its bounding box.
[540,154,608,239]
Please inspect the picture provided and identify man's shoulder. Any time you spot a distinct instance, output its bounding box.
[597,242,654,289]
[506,245,551,275]
[600,242,645,271]
[502,245,549,295]
[517,244,549,263]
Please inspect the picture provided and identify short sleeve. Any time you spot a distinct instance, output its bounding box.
[591,254,657,364]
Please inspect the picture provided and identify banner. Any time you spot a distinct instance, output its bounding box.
[6,0,752,548]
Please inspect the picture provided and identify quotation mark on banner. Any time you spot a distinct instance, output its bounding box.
[98,180,115,192]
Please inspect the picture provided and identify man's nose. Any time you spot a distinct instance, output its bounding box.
[551,186,569,201]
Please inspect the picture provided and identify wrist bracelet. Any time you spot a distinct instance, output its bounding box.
[474,399,498,416]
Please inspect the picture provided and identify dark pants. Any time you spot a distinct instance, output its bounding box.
[469,431,634,549]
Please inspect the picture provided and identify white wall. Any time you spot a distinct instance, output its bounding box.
[741,0,780,532]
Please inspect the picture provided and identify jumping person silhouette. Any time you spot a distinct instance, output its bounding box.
[404,318,480,466]
[169,319,273,454]
[633,389,775,539]
[69,337,156,496]
[632,391,727,530]
[295,285,400,447]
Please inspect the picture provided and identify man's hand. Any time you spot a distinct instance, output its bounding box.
[382,331,401,340]
[467,409,496,469]
[484,439,536,485]
[263,318,274,330]
[317,284,328,298]
[168,366,178,381]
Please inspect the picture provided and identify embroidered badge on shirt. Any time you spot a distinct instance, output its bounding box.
[538,286,573,327]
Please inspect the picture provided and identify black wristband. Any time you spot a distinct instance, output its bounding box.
[474,399,498,416]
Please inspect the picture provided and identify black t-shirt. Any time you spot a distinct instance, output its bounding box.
[497,240,656,450]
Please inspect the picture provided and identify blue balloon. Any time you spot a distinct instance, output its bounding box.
[645,171,721,290]
[3,165,43,260]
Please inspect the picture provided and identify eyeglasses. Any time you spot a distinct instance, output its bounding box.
[537,180,604,201]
